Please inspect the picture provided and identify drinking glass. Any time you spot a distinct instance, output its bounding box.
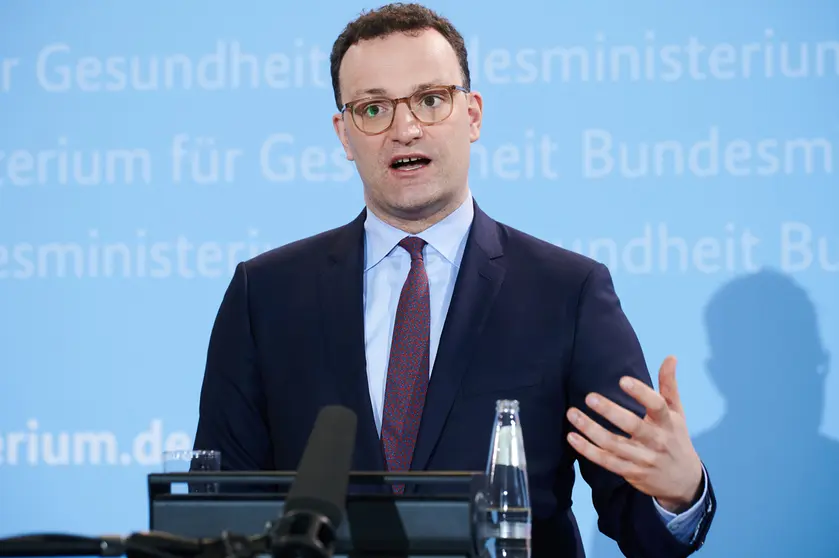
[162,449,221,494]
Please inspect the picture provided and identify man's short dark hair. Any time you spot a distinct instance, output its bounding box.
[329,2,471,110]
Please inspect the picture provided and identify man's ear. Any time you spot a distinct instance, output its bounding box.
[332,113,355,161]
[467,91,483,143]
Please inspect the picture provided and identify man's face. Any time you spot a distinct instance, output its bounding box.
[332,29,482,228]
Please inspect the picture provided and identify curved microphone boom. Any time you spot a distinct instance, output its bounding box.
[269,405,358,558]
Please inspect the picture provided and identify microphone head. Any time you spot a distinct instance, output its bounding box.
[271,405,357,558]
[284,405,358,528]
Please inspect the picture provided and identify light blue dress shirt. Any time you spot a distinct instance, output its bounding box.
[361,191,709,544]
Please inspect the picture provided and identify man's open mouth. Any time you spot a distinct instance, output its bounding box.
[390,156,431,170]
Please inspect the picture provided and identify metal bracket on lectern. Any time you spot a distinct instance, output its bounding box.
[148,471,487,557]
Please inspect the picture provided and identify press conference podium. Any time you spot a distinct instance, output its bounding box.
[148,471,486,558]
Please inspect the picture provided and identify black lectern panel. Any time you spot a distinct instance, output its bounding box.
[148,472,485,558]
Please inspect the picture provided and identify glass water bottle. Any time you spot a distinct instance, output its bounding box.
[481,399,532,558]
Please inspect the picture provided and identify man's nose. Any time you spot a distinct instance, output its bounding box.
[388,103,422,142]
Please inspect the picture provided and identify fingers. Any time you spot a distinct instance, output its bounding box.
[567,406,658,467]
[619,376,672,426]
[657,356,684,415]
[567,432,641,478]
[582,393,658,446]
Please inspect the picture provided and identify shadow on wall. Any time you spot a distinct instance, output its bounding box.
[588,268,838,558]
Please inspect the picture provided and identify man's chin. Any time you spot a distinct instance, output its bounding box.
[388,194,447,217]
[365,183,466,224]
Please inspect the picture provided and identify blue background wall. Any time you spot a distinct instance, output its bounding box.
[1,1,837,555]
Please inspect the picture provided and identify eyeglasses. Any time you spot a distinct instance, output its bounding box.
[341,84,469,136]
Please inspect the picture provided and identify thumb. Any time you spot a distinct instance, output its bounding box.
[658,356,684,415]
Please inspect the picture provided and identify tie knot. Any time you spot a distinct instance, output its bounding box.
[398,236,426,260]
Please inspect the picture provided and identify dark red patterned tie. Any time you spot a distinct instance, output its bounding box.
[381,236,430,492]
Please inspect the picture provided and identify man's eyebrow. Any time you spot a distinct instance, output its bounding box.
[351,86,388,98]
[349,81,447,99]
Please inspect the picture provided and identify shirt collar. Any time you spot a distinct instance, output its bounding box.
[364,191,474,272]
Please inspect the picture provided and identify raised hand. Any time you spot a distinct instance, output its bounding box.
[566,356,704,513]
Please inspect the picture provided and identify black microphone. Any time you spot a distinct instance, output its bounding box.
[269,405,357,558]
[0,406,358,558]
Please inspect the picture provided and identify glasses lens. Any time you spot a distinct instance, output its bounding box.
[411,87,454,124]
[350,87,456,134]
[352,99,393,134]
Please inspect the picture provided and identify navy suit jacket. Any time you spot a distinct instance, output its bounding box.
[193,201,715,558]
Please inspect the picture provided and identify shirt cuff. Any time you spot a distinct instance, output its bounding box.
[653,463,709,544]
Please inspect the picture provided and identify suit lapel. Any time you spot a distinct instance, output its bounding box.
[318,209,385,472]
[411,203,506,471]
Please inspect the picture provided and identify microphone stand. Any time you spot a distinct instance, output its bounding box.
[0,531,273,558]
[0,509,336,558]
[2,406,354,558]
[0,531,269,558]
[0,534,126,557]
[266,508,337,558]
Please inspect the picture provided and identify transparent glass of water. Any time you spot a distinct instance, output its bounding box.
[480,399,532,558]
[162,449,221,494]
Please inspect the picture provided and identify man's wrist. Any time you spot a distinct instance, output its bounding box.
[657,463,705,514]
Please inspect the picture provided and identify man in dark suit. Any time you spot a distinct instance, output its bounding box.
[193,3,716,557]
